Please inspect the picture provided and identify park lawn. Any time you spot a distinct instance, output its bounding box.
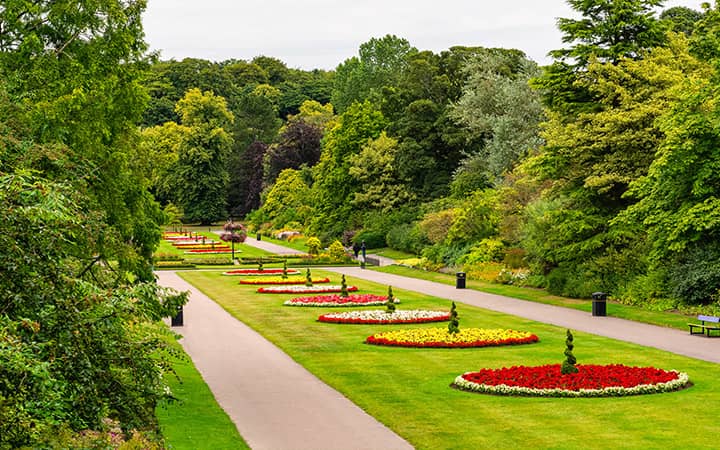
[156,334,248,450]
[370,247,417,260]
[375,265,693,331]
[178,269,717,450]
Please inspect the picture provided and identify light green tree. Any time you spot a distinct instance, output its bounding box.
[171,88,234,225]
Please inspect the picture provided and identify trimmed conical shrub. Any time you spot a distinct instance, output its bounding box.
[448,302,459,334]
[561,329,579,374]
[385,286,396,313]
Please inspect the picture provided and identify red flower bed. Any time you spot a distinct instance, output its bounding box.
[454,364,690,397]
[185,248,231,253]
[239,277,330,285]
[257,286,359,294]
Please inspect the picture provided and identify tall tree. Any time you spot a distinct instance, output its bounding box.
[171,88,234,225]
[331,35,416,113]
[451,50,544,189]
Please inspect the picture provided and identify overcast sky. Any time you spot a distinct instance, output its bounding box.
[142,0,705,70]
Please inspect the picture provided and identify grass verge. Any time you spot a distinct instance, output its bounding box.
[156,333,249,450]
[177,269,717,450]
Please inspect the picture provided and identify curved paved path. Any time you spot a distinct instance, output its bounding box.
[323,267,720,364]
[156,271,413,450]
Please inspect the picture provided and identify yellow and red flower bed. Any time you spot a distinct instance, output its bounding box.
[318,309,449,324]
[365,328,538,348]
[239,276,330,285]
[258,285,359,294]
[453,364,690,397]
[223,268,301,276]
[284,294,398,307]
[184,248,232,254]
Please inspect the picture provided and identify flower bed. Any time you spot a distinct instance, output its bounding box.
[452,364,690,397]
[258,285,359,294]
[240,277,330,285]
[184,249,232,254]
[365,328,538,348]
[284,294,399,307]
[318,309,449,324]
[223,268,301,276]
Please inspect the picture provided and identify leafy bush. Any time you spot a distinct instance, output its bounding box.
[459,239,505,265]
[306,237,321,255]
[422,242,473,267]
[353,230,386,249]
[546,266,597,299]
[668,243,720,305]
[326,240,348,261]
[386,222,428,254]
[464,261,505,282]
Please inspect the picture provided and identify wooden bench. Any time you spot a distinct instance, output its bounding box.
[688,315,720,337]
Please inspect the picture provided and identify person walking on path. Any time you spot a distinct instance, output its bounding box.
[155,271,413,450]
[352,241,361,258]
[361,240,366,260]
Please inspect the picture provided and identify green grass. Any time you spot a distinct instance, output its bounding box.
[261,235,310,252]
[370,247,417,260]
[177,269,719,450]
[374,265,694,331]
[156,335,248,449]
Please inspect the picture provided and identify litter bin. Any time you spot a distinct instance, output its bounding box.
[256,233,261,241]
[591,292,607,317]
[456,272,466,289]
[171,306,184,326]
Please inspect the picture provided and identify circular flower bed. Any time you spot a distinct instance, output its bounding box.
[223,268,301,276]
[452,364,690,397]
[258,285,359,294]
[365,328,538,348]
[240,277,330,285]
[284,293,395,307]
[318,309,449,324]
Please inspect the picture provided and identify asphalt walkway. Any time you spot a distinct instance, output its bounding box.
[241,237,719,364]
[156,271,413,450]
[322,267,720,364]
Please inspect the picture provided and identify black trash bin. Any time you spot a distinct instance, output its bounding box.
[256,233,261,241]
[591,292,607,317]
[171,306,184,326]
[456,272,466,289]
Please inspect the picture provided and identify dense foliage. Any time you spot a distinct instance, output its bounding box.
[146,0,720,316]
[0,1,187,446]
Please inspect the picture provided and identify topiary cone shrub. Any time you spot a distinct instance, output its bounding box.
[340,274,349,297]
[448,302,459,334]
[305,268,313,287]
[282,260,288,279]
[561,329,579,374]
[386,286,396,313]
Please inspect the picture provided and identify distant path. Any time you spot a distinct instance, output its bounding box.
[156,271,413,450]
[241,236,300,255]
[239,238,720,365]
[325,267,720,365]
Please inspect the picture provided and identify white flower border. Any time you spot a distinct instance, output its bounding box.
[319,309,447,322]
[452,370,690,397]
[262,285,358,294]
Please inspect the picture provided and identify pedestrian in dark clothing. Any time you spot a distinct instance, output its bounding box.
[361,241,366,259]
[352,242,360,258]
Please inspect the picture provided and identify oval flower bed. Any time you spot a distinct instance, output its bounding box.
[240,277,330,285]
[318,309,449,324]
[284,294,399,307]
[184,248,232,254]
[365,328,538,348]
[452,364,690,397]
[223,268,300,276]
[258,285,359,294]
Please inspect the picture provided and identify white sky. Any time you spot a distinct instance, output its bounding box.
[142,0,705,70]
